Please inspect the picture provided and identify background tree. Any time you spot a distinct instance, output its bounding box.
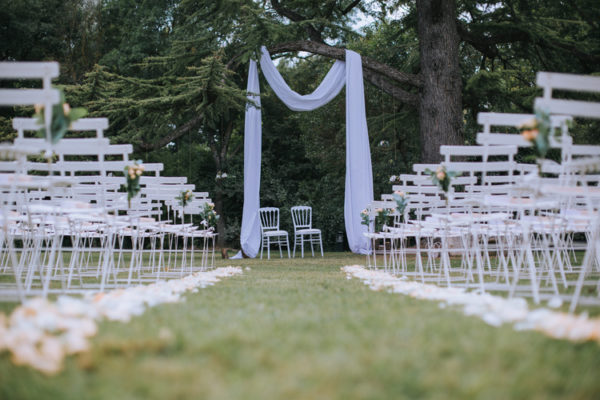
[1,0,598,250]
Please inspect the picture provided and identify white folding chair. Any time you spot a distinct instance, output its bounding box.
[291,206,323,258]
[258,207,290,259]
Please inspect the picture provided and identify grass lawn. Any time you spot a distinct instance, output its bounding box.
[1,252,599,399]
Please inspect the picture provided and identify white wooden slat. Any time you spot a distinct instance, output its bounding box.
[14,139,132,156]
[0,89,59,105]
[0,161,21,172]
[476,133,531,146]
[440,145,517,157]
[475,133,569,148]
[412,164,441,173]
[24,161,163,173]
[392,185,440,194]
[0,62,59,79]
[442,161,516,172]
[477,112,535,127]
[12,117,109,132]
[14,138,110,153]
[476,112,572,128]
[537,72,600,94]
[568,145,600,157]
[72,175,187,185]
[399,174,434,182]
[141,186,197,195]
[139,176,188,184]
[481,176,518,184]
[534,98,600,119]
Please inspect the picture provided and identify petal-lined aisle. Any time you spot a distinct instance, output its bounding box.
[342,265,600,343]
[1,255,599,400]
[0,267,242,374]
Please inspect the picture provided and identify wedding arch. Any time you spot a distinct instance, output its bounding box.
[238,46,374,257]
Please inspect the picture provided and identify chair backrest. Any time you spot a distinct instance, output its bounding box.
[0,62,60,145]
[535,72,600,119]
[291,206,313,231]
[259,207,280,232]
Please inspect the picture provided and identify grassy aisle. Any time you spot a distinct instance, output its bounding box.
[1,253,599,399]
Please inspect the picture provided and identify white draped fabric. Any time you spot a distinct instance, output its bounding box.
[239,46,373,257]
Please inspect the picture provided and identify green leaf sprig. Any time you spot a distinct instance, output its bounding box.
[519,108,553,160]
[176,189,194,208]
[199,202,219,229]
[392,191,408,216]
[121,160,144,208]
[425,165,459,194]
[34,91,87,145]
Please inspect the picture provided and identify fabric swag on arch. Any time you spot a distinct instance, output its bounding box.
[239,46,373,257]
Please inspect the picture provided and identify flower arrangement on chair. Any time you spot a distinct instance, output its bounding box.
[392,191,408,222]
[34,91,87,145]
[425,165,459,206]
[122,160,144,208]
[360,208,371,227]
[519,108,553,175]
[199,202,219,230]
[360,207,390,233]
[33,90,87,158]
[176,189,194,208]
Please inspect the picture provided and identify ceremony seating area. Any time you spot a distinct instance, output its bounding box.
[0,62,218,303]
[367,71,600,313]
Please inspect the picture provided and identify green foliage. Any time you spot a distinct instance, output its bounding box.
[1,0,599,250]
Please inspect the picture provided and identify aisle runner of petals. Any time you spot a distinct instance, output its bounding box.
[342,265,600,343]
[0,267,243,375]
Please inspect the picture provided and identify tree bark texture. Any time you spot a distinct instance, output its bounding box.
[417,0,463,163]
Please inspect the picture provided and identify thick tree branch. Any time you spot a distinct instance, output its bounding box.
[342,0,362,15]
[457,24,501,59]
[136,114,203,151]
[362,69,419,106]
[270,0,324,43]
[267,40,422,88]
[458,22,600,67]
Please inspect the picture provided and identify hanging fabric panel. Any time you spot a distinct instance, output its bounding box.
[239,59,263,258]
[239,47,373,258]
[344,50,373,254]
[259,47,346,111]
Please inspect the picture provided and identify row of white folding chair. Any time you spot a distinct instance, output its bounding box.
[474,112,596,181]
[470,79,599,307]
[162,196,216,274]
[143,186,214,273]
[377,174,478,277]
[0,62,61,301]
[386,152,572,296]
[0,144,210,296]
[439,141,577,299]
[0,65,216,299]
[535,71,600,310]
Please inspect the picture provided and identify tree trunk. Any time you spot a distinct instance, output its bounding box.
[417,0,463,163]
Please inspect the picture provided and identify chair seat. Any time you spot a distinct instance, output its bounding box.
[296,228,321,235]
[264,230,288,237]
